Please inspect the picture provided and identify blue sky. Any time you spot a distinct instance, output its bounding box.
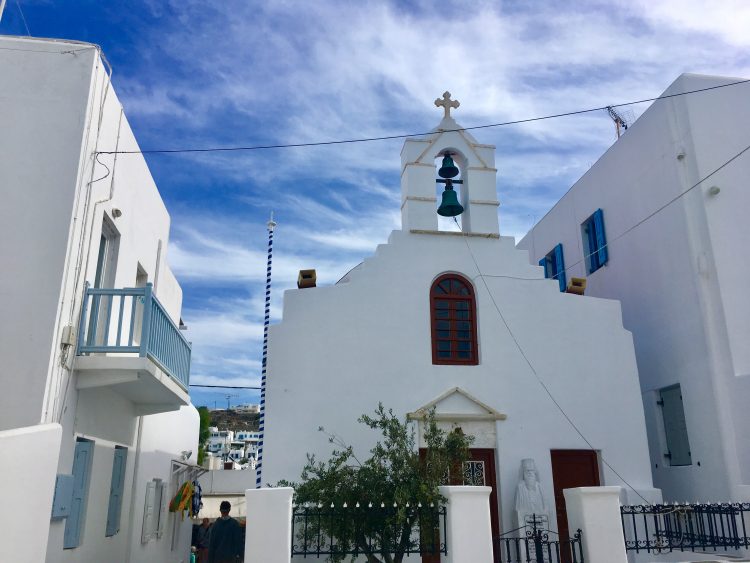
[2,1,749,409]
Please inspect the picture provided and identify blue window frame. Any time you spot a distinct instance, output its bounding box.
[581,209,608,273]
[539,243,566,292]
[64,438,94,549]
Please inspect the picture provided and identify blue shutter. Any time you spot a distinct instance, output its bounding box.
[64,439,94,549]
[106,447,128,536]
[554,243,566,292]
[593,208,608,266]
[538,257,548,278]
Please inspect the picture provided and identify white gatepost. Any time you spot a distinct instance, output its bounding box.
[563,486,627,563]
[439,485,494,563]
[245,487,294,563]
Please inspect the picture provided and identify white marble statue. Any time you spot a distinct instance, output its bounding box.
[514,458,549,531]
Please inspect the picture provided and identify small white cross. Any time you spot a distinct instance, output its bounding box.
[434,91,460,118]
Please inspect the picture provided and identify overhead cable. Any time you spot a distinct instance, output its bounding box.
[96,78,750,155]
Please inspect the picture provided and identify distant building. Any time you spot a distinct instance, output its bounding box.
[235,403,260,413]
[0,36,199,562]
[518,74,750,502]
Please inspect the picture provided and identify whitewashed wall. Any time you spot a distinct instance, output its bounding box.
[518,73,750,502]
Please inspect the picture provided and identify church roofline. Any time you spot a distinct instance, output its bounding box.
[407,386,507,421]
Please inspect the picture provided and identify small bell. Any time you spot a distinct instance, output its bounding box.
[437,183,464,217]
[438,154,459,179]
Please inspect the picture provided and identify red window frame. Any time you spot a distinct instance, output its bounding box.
[430,273,478,365]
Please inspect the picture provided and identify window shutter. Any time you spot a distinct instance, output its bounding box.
[64,439,94,549]
[141,481,156,543]
[538,257,548,278]
[155,479,167,538]
[593,208,608,266]
[554,243,566,292]
[106,447,128,537]
[660,386,692,466]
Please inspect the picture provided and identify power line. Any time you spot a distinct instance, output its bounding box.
[14,0,31,36]
[454,216,652,504]
[96,78,750,156]
[476,140,750,286]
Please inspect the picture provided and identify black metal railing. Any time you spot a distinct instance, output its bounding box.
[291,503,447,559]
[621,502,750,553]
[494,518,584,563]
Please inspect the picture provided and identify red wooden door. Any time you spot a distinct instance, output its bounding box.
[550,450,600,560]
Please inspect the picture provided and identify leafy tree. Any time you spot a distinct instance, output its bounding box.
[281,403,473,563]
[197,406,211,465]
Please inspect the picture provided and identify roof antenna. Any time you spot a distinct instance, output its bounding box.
[606,106,630,138]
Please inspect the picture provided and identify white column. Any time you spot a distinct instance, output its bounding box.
[439,485,493,563]
[245,487,294,563]
[0,423,61,562]
[563,486,627,563]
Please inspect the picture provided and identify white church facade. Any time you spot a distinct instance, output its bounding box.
[518,73,750,504]
[261,94,659,542]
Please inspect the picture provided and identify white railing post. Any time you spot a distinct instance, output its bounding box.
[245,487,293,563]
[564,486,627,563]
[439,485,494,563]
[139,283,153,357]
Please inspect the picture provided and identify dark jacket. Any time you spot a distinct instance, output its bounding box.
[208,516,241,562]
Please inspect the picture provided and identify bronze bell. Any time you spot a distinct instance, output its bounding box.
[438,154,459,179]
[437,182,464,217]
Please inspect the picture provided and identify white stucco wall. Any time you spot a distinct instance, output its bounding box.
[0,424,62,563]
[262,119,656,535]
[127,405,200,563]
[518,73,750,502]
[0,37,98,431]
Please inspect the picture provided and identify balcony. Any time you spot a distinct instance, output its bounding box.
[75,283,191,413]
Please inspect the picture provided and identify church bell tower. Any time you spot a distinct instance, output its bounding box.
[400,92,500,236]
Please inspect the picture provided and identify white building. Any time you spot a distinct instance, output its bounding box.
[207,427,234,456]
[262,95,659,543]
[0,36,200,562]
[518,73,750,504]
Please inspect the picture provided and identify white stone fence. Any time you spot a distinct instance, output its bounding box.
[244,485,630,563]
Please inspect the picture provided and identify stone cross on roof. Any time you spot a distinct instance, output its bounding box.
[434,91,460,118]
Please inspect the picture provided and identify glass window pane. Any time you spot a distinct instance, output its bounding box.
[438,351,451,358]
[437,331,450,338]
[456,311,469,320]
[435,310,449,319]
[435,300,450,309]
[439,281,451,293]
[457,331,470,339]
[457,321,470,330]
[433,285,446,295]
[458,351,471,359]
[458,342,472,351]
[437,341,451,351]
[455,301,469,310]
[437,321,450,330]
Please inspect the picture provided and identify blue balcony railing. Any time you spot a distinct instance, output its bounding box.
[77,282,191,390]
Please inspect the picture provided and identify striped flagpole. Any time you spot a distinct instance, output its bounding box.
[255,212,276,489]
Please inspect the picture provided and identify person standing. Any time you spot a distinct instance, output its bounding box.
[195,517,211,563]
[208,501,242,563]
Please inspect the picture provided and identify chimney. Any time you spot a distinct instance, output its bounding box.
[297,269,317,289]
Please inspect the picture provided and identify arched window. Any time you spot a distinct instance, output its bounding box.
[430,274,478,365]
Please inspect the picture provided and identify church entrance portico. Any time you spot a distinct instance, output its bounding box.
[409,387,506,562]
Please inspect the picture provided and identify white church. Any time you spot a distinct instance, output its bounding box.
[261,94,660,540]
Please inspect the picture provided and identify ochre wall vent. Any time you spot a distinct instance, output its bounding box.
[297,269,317,289]
[566,277,587,295]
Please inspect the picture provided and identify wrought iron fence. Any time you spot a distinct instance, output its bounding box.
[494,518,584,563]
[621,502,750,553]
[290,503,447,559]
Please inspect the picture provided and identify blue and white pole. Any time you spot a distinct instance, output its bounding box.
[255,212,276,489]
